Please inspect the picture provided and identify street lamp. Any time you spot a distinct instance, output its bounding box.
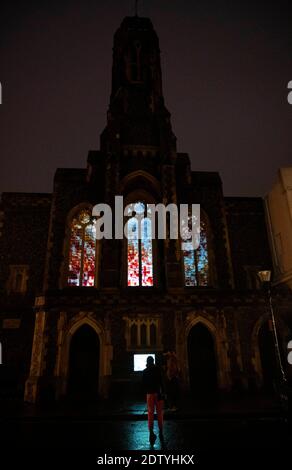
[258,270,288,410]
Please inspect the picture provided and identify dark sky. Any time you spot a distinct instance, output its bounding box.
[1,0,292,196]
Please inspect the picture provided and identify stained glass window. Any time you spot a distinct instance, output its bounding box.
[127,202,154,287]
[141,218,153,286]
[68,209,97,287]
[127,217,140,286]
[183,219,209,286]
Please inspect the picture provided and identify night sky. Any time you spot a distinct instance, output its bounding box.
[1,0,292,196]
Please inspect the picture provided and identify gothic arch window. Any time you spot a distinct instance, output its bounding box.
[130,324,138,347]
[126,201,153,287]
[141,323,147,346]
[124,317,161,350]
[67,208,97,287]
[150,323,157,346]
[183,214,209,287]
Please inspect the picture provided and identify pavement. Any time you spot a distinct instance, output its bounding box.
[0,394,291,465]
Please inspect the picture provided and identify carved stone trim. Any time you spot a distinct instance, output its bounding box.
[24,311,47,403]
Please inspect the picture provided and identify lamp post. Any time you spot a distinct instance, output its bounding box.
[258,270,288,411]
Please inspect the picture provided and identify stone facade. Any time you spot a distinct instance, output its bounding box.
[0,16,291,403]
[265,167,292,289]
[0,193,51,398]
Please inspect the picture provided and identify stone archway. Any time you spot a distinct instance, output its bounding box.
[187,322,218,396]
[67,324,100,400]
[56,314,112,400]
[181,314,231,393]
[251,314,288,390]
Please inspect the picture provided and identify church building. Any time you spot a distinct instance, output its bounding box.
[0,15,291,404]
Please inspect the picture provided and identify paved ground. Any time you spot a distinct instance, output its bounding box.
[3,416,289,449]
[1,415,291,466]
[1,395,291,466]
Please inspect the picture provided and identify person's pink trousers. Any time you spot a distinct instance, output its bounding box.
[146,393,164,430]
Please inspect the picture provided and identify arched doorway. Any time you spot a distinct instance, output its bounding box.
[188,323,217,396]
[258,322,278,391]
[67,324,100,401]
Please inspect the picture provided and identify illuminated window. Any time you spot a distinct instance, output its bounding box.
[183,218,209,286]
[127,202,153,287]
[68,209,97,287]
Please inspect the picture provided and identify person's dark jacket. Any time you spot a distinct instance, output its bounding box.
[142,364,163,394]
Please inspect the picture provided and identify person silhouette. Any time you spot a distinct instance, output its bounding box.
[142,356,164,445]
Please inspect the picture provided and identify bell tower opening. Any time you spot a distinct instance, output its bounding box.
[100,15,175,152]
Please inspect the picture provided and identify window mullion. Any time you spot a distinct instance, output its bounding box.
[137,322,141,347]
[194,250,199,286]
[139,238,142,286]
[80,225,85,286]
[146,319,150,347]
[95,239,98,287]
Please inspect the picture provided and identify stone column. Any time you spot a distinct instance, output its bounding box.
[100,312,113,398]
[24,306,47,403]
[162,163,183,288]
[54,311,67,400]
[217,310,232,391]
[175,310,188,391]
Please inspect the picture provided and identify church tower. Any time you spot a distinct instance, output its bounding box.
[102,15,176,158]
[91,15,182,288]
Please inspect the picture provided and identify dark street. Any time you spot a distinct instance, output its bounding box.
[1,414,291,466]
[1,394,292,466]
[3,416,289,450]
[0,391,291,468]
